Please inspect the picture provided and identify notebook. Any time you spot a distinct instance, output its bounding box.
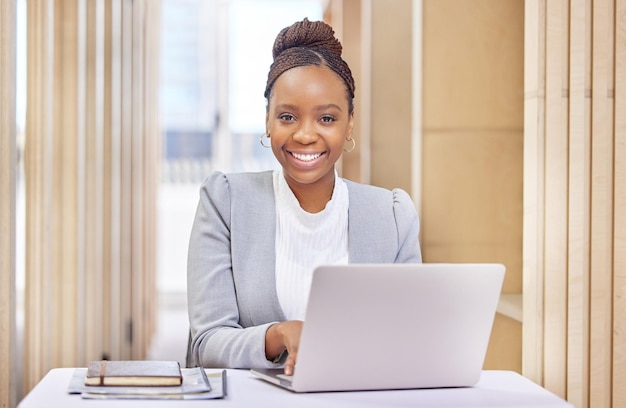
[251,263,505,393]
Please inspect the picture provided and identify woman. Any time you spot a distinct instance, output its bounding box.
[187,18,421,375]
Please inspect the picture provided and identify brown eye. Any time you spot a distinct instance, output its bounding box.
[279,113,296,121]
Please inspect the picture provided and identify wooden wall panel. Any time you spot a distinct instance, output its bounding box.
[131,0,145,358]
[522,0,546,384]
[483,314,522,372]
[369,0,413,193]
[566,1,591,406]
[24,0,55,391]
[82,0,106,365]
[0,1,17,406]
[542,0,569,396]
[421,129,523,295]
[613,3,626,406]
[422,0,524,292]
[524,0,625,406]
[422,0,524,373]
[23,0,160,393]
[422,0,523,130]
[119,0,134,360]
[107,0,122,361]
[144,1,161,355]
[589,1,614,406]
[53,0,80,369]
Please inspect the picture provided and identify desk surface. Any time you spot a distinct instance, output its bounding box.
[18,368,573,408]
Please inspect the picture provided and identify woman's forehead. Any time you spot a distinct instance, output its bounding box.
[269,65,349,108]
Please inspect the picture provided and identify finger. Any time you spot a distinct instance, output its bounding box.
[284,353,296,376]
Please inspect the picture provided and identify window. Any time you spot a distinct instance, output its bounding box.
[159,0,324,182]
[157,0,323,293]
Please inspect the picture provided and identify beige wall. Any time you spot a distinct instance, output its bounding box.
[421,0,524,372]
[369,0,414,192]
[422,0,524,296]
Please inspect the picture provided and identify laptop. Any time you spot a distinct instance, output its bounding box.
[250,263,505,393]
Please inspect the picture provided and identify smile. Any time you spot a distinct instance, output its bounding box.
[291,152,323,162]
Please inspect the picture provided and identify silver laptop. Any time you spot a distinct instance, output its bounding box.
[251,263,505,392]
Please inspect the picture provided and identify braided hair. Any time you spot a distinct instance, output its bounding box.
[264,18,356,113]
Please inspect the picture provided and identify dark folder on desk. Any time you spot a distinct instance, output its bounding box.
[251,263,505,393]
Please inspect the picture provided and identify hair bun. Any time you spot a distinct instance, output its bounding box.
[272,18,343,60]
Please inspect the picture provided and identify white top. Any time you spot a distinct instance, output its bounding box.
[273,169,349,320]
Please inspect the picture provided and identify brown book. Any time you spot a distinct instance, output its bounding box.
[85,360,183,386]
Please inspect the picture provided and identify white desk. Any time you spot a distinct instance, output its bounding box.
[18,368,573,408]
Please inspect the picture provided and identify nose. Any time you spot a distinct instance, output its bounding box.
[293,121,318,144]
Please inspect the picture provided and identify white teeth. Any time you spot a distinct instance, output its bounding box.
[292,152,321,162]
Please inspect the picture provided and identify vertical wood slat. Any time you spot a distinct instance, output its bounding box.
[522,0,546,385]
[94,0,106,362]
[143,0,161,356]
[51,0,65,370]
[76,0,87,366]
[543,0,569,397]
[80,0,90,362]
[82,0,106,363]
[119,0,133,360]
[613,2,626,406]
[590,0,614,407]
[53,0,80,368]
[24,0,55,392]
[101,0,112,362]
[107,0,123,361]
[131,0,145,359]
[566,1,591,407]
[0,0,17,407]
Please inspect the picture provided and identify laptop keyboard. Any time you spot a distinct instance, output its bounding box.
[277,374,293,382]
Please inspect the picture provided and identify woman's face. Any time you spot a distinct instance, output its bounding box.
[266,65,354,191]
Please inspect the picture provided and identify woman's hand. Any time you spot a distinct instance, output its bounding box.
[265,320,303,375]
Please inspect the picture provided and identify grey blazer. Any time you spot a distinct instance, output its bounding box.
[187,171,422,369]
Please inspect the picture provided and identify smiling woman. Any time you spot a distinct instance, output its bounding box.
[186,18,422,376]
[266,65,354,213]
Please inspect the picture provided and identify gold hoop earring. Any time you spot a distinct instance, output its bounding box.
[343,138,356,153]
[259,133,271,148]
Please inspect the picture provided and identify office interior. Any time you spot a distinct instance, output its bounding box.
[1,1,624,407]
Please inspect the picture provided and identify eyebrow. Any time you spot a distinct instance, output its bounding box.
[275,103,344,112]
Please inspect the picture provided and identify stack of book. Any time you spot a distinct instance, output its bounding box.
[67,360,226,400]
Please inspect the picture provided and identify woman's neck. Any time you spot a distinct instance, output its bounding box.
[285,172,335,214]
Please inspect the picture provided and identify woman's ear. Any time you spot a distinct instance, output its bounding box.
[347,110,355,138]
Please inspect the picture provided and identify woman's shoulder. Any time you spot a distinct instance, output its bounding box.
[199,170,275,219]
[203,170,274,192]
[343,178,412,206]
